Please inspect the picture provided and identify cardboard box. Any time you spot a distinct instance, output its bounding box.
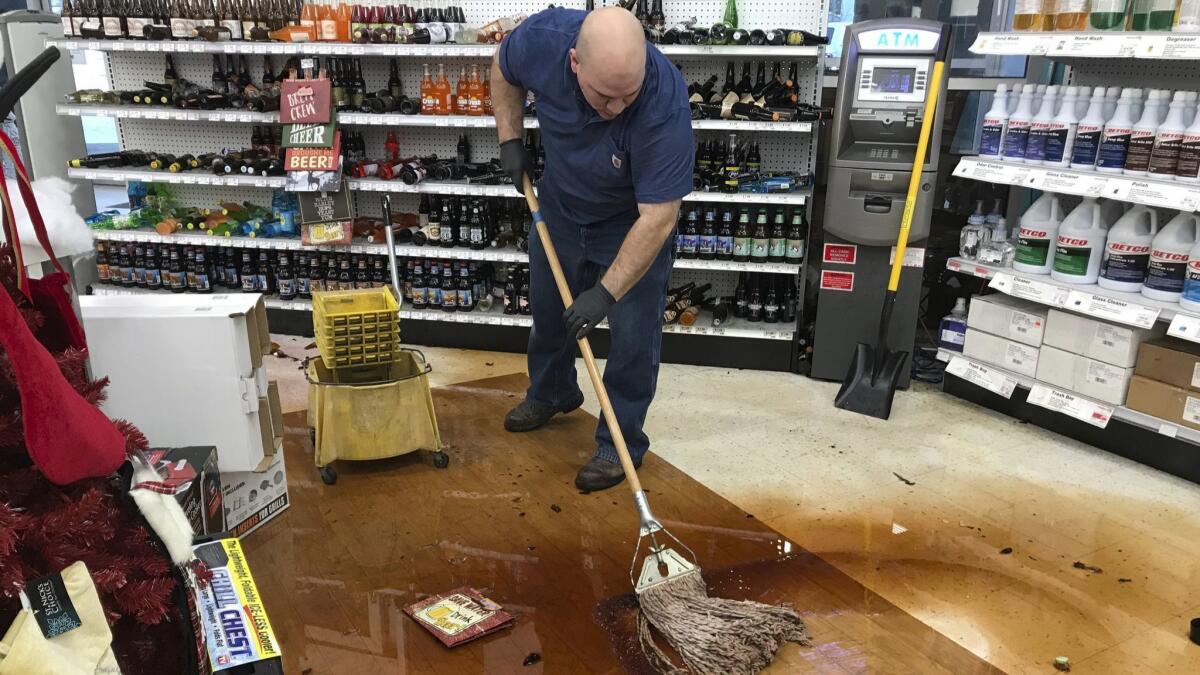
[80,295,280,472]
[221,447,289,539]
[1134,337,1200,392]
[1126,375,1200,431]
[963,328,1041,378]
[144,447,225,536]
[1035,345,1136,405]
[966,294,1048,347]
[1042,309,1164,368]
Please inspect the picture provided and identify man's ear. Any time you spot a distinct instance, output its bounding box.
[569,48,580,75]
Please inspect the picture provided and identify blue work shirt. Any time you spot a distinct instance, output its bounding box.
[498,8,694,231]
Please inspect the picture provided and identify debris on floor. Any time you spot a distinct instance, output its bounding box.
[1072,561,1103,574]
[1054,655,1071,671]
[550,504,562,513]
[999,547,1013,555]
[522,652,542,666]
[892,472,916,486]
[405,587,515,648]
[1118,578,1132,583]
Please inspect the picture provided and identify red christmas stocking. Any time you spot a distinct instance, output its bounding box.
[0,285,124,485]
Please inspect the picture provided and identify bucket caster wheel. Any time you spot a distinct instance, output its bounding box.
[432,452,450,469]
[318,465,337,485]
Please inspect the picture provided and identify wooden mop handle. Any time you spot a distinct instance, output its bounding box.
[521,176,644,495]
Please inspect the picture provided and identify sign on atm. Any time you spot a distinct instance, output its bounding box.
[823,243,858,265]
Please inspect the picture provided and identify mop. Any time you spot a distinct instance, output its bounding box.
[521,177,810,674]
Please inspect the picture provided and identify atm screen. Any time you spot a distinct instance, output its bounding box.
[871,68,915,94]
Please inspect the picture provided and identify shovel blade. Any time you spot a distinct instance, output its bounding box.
[834,342,909,420]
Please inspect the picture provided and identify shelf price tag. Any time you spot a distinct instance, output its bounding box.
[1026,383,1113,428]
[946,355,1018,398]
[1049,34,1125,58]
[1167,313,1200,343]
[958,158,1028,185]
[1064,290,1161,329]
[989,272,1069,307]
[1143,34,1200,59]
[1105,178,1200,211]
[969,33,1049,55]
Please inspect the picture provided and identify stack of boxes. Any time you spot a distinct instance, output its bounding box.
[1035,310,1163,405]
[1126,338,1200,430]
[962,295,1165,406]
[963,294,1049,378]
[81,294,290,538]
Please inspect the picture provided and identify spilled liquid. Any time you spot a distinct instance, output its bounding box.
[240,375,994,674]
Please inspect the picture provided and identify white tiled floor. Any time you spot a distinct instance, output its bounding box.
[266,336,1200,674]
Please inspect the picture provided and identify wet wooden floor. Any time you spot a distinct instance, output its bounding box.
[241,373,999,674]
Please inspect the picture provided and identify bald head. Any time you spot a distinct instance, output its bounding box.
[571,7,647,119]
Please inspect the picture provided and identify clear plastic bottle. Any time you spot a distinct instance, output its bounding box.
[959,200,991,260]
[1178,0,1200,31]
[979,217,1017,266]
[938,298,969,353]
[1089,0,1130,30]
[1054,0,1091,30]
[1130,0,1178,29]
[1014,0,1053,30]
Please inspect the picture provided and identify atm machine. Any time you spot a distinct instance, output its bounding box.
[811,19,952,387]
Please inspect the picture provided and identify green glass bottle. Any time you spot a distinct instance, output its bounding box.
[722,0,738,29]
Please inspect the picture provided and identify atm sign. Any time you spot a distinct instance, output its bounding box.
[858,28,940,52]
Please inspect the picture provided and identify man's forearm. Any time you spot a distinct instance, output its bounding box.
[491,54,526,144]
[601,201,680,301]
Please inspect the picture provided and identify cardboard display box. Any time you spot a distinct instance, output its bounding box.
[1134,337,1200,392]
[81,295,281,472]
[1042,309,1164,368]
[963,328,1041,378]
[1036,345,1136,405]
[144,447,225,537]
[1125,375,1200,431]
[221,448,289,539]
[966,294,1049,347]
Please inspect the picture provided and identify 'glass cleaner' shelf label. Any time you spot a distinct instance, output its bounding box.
[1027,384,1113,428]
[946,356,1018,399]
[990,272,1070,307]
[1064,290,1161,329]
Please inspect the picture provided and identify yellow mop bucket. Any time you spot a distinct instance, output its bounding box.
[305,348,446,485]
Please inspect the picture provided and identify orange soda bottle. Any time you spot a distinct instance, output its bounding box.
[435,64,452,115]
[466,65,483,116]
[299,0,318,34]
[420,64,435,114]
[482,70,492,115]
[318,0,338,42]
[336,0,352,43]
[455,66,468,115]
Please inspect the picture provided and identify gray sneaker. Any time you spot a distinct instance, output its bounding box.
[503,393,585,432]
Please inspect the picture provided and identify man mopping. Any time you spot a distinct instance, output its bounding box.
[491,6,692,492]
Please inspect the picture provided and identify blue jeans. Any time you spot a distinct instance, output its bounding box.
[525,201,673,464]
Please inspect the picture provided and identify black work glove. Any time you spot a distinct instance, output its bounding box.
[564,284,616,339]
[499,138,534,194]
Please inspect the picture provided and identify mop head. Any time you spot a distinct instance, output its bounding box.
[636,568,811,674]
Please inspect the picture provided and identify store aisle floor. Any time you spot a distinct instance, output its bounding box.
[265,336,1200,674]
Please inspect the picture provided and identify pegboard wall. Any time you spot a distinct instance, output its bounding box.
[1065,58,1200,92]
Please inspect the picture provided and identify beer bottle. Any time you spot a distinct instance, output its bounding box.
[440,263,456,312]
[277,252,296,299]
[211,247,225,286]
[457,199,470,248]
[353,255,370,289]
[751,209,769,261]
[166,246,184,292]
[768,208,786,262]
[716,206,733,260]
[212,55,226,93]
[472,263,490,311]
[697,206,715,260]
[518,265,531,315]
[722,133,740,194]
[145,245,162,289]
[95,241,111,283]
[101,0,126,38]
[163,245,178,290]
[469,204,485,250]
[184,247,198,291]
[679,207,698,259]
[374,257,388,287]
[786,208,806,264]
[762,277,780,323]
[746,275,763,322]
[61,0,76,37]
[503,266,517,315]
[241,0,258,39]
[132,244,147,287]
[306,253,322,293]
[425,260,442,309]
[128,0,152,38]
[195,247,213,293]
[782,279,797,323]
[734,63,752,98]
[258,250,275,292]
[237,251,254,291]
[351,59,366,110]
[411,259,428,309]
[388,59,403,100]
[334,254,350,291]
[218,0,242,39]
[720,61,735,97]
[164,54,180,89]
[746,141,761,175]
[439,198,455,248]
[457,262,474,311]
[732,206,751,262]
[401,260,414,301]
[319,253,334,291]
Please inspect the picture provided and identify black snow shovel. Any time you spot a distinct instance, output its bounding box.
[834,54,948,421]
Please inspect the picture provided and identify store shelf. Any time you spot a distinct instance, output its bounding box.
[938,348,1200,444]
[57,103,280,122]
[952,156,1200,212]
[48,38,822,59]
[60,106,813,133]
[90,283,793,339]
[91,229,803,274]
[67,167,285,187]
[945,256,1194,326]
[970,31,1200,59]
